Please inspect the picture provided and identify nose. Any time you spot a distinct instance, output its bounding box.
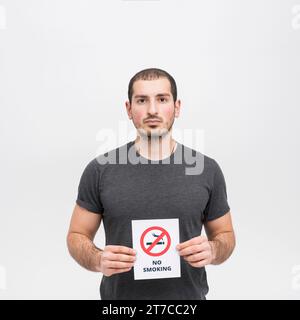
[147,98,158,115]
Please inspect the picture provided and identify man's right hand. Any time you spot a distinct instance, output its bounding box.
[98,245,136,277]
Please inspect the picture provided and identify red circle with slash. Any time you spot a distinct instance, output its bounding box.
[140,226,171,257]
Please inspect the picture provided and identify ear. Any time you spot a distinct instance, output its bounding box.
[174,99,181,118]
[125,101,132,119]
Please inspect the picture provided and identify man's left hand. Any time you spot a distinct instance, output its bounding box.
[176,236,215,268]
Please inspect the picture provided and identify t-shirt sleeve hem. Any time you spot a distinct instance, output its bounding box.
[76,199,103,214]
[205,206,230,222]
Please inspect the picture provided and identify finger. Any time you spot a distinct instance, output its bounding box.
[107,261,135,269]
[188,259,209,268]
[176,236,207,250]
[178,241,210,256]
[107,253,136,263]
[178,244,202,256]
[184,251,209,262]
[178,240,210,256]
[108,267,132,275]
[106,245,136,256]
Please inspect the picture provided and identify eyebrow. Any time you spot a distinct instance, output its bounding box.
[134,93,171,99]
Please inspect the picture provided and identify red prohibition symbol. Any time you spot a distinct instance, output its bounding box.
[140,226,171,257]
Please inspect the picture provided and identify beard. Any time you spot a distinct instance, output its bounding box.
[137,121,174,140]
[138,127,169,139]
[135,114,176,140]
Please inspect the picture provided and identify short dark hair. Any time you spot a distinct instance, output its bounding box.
[128,68,177,104]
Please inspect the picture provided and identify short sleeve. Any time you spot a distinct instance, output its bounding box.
[76,159,104,214]
[203,160,230,221]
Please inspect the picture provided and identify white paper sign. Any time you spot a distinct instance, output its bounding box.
[131,218,181,280]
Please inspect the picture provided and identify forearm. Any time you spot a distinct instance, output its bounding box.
[209,231,235,265]
[67,232,103,272]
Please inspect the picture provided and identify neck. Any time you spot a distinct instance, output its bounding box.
[134,131,176,161]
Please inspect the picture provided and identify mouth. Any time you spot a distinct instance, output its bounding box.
[145,120,161,126]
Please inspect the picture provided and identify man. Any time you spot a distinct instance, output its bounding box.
[67,68,236,300]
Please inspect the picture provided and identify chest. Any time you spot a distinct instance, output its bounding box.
[100,164,210,220]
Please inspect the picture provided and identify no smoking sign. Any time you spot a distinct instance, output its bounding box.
[132,218,181,280]
[140,226,171,257]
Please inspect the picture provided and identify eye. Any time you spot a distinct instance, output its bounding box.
[159,97,168,103]
[137,99,145,104]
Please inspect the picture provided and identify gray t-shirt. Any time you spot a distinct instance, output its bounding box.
[76,140,230,300]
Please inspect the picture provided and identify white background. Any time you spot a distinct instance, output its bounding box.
[0,0,299,299]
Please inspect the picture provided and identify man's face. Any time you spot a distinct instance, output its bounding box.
[126,77,181,138]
